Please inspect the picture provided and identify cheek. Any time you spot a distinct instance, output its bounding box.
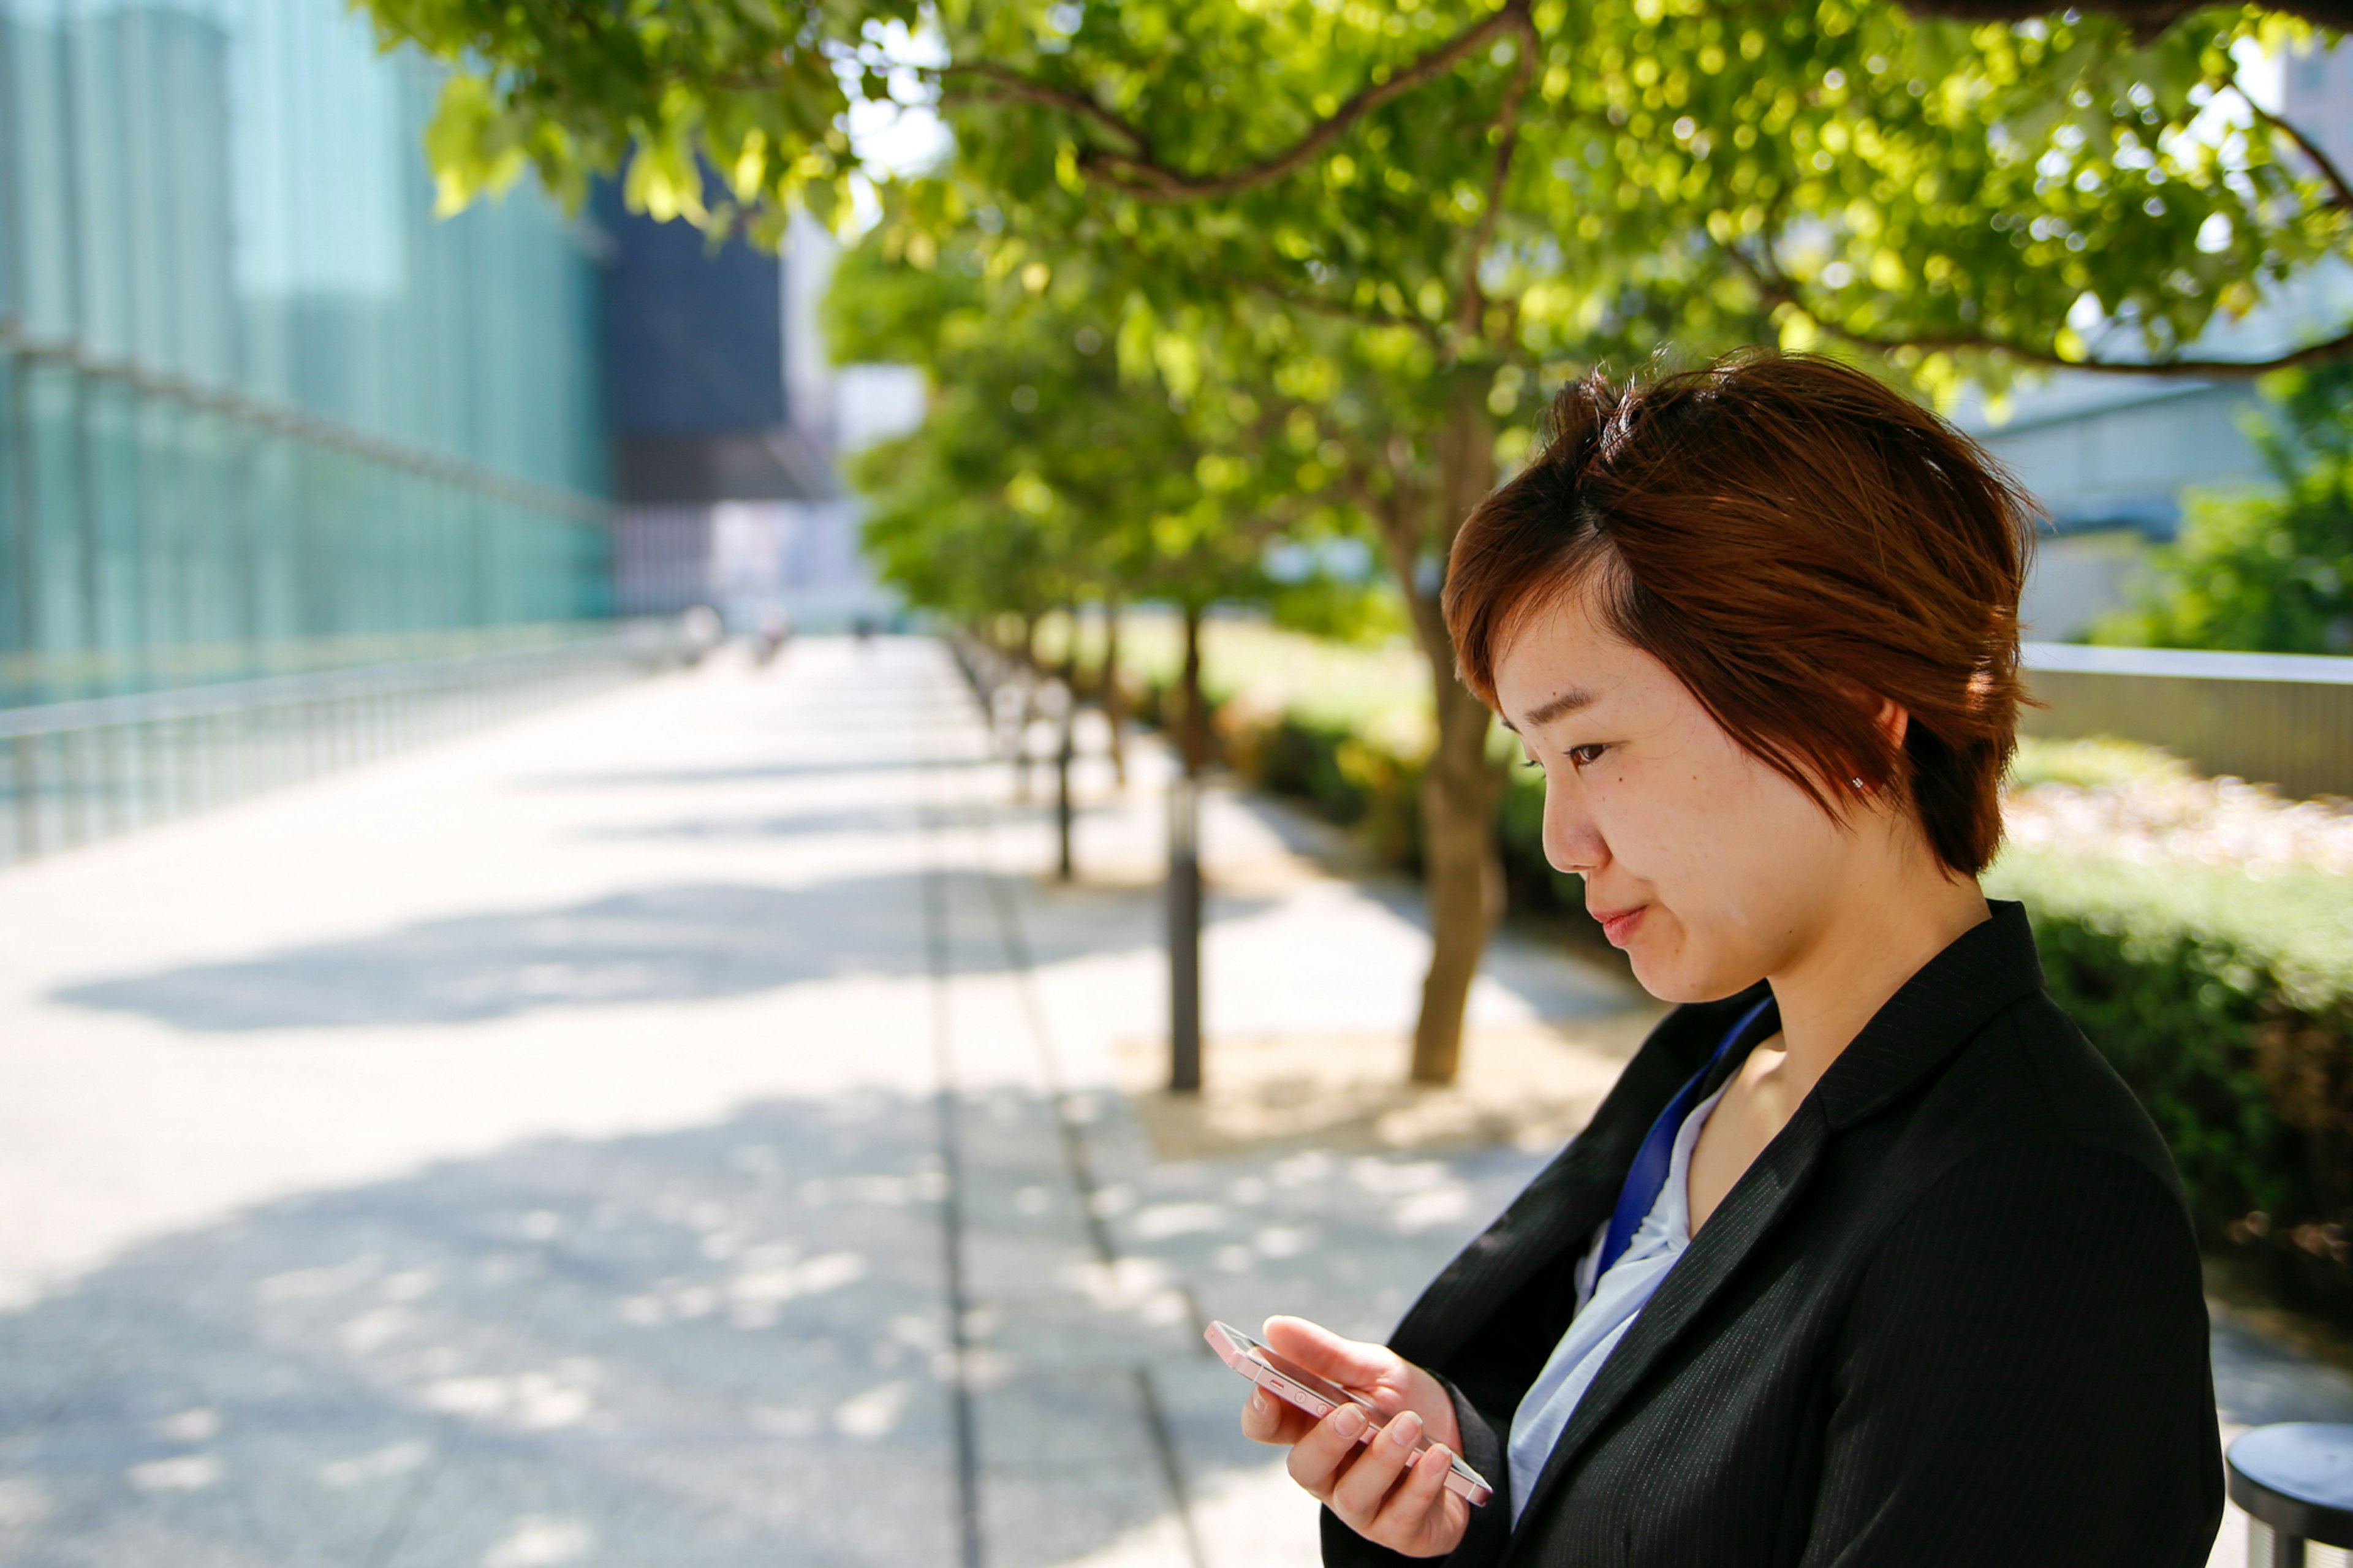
[1608,751,1843,912]
[1582,756,1716,883]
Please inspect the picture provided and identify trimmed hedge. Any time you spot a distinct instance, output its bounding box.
[1134,642,2353,1322]
[1987,851,2353,1314]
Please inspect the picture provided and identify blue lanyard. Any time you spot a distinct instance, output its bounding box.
[1596,995,1774,1274]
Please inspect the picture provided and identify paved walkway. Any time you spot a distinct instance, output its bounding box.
[0,636,2346,1568]
[0,638,1639,1568]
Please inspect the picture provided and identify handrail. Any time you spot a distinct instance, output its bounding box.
[0,314,612,525]
[2023,641,2353,686]
[0,625,678,741]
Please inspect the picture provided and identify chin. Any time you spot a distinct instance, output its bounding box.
[1624,946,1694,1004]
[1631,962,1718,1006]
[1627,934,1761,1007]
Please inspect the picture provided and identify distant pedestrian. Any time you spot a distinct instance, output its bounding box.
[1242,350,2221,1566]
[754,610,792,665]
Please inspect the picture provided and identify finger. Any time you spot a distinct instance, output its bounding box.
[1370,1439,1453,1540]
[1240,1387,1317,1447]
[1285,1399,1372,1501]
[1262,1316,1398,1393]
[1329,1409,1422,1524]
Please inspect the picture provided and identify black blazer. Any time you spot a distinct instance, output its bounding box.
[1328,901,2221,1567]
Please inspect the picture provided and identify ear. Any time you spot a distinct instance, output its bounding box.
[1873,695,1909,749]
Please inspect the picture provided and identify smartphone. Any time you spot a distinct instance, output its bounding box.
[1205,1320,1493,1507]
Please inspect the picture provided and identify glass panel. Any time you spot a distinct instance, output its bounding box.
[0,0,612,716]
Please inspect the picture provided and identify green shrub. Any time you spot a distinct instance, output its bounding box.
[1988,849,2353,1317]
[2094,359,2353,654]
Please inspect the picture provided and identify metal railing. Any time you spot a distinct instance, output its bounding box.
[2021,642,2353,798]
[0,622,690,868]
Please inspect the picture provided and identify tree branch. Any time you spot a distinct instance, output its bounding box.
[2230,76,2353,214]
[1735,252,2353,377]
[1841,320,2353,377]
[1357,476,1452,666]
[1075,0,1536,203]
[1898,0,2353,44]
[1214,265,1445,343]
[1457,6,1537,339]
[933,62,1153,156]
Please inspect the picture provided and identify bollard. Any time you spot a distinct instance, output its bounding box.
[1055,692,1075,882]
[1013,684,1034,801]
[2228,1423,2353,1567]
[1167,775,1202,1093]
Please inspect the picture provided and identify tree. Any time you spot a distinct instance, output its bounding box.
[363,0,2353,1082]
[2099,359,2353,652]
[825,201,1290,678]
[829,211,1325,1089]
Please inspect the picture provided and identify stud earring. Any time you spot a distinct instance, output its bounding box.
[1851,776,1867,792]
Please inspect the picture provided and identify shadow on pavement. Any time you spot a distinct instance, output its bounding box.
[575,808,949,844]
[2209,1314,2353,1428]
[0,1096,974,1567]
[52,874,1278,1033]
[0,1090,1545,1568]
[575,800,1043,846]
[528,754,991,790]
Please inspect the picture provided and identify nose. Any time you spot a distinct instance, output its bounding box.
[1542,783,1607,876]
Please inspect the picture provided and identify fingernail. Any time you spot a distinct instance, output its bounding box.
[1249,1391,1268,1415]
[1387,1411,1423,1448]
[1332,1404,1366,1436]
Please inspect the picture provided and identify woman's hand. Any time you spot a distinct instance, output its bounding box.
[1238,1316,1471,1559]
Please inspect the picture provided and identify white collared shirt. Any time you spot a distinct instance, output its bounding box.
[1505,1081,1730,1523]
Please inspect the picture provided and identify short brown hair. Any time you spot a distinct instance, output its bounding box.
[1444,350,2037,876]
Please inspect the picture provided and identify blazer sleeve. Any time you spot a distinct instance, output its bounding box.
[1797,1142,2222,1568]
[1319,1373,1517,1568]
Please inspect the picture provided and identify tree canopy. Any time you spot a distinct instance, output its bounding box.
[826,212,1307,626]
[362,0,2353,1083]
[377,1,2353,388]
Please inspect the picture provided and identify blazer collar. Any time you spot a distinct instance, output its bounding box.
[1502,898,2045,1550]
[1811,898,2043,1129]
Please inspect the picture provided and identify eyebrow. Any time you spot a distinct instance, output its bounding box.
[1500,686,1599,732]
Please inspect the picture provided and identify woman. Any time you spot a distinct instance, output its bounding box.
[1240,352,2221,1565]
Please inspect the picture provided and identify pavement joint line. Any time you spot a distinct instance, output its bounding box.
[949,676,1211,1568]
[923,718,987,1568]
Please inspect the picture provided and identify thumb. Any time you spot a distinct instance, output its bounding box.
[1262,1316,1396,1393]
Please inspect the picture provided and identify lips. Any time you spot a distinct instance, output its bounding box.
[1592,904,1647,947]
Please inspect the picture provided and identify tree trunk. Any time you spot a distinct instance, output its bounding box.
[1412,670,1508,1083]
[1102,599,1127,788]
[1371,386,1507,1086]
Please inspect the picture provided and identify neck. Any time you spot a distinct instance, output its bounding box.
[1764,847,1990,1091]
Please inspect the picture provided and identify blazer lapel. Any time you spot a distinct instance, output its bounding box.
[1390,988,1771,1369]
[1502,1100,1830,1550]
[1389,1124,1626,1367]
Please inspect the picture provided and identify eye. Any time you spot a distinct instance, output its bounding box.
[1567,743,1610,769]
[1520,755,1542,771]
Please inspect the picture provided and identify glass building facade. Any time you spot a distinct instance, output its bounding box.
[0,0,610,711]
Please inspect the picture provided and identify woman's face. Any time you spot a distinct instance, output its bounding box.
[1492,588,1862,1004]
